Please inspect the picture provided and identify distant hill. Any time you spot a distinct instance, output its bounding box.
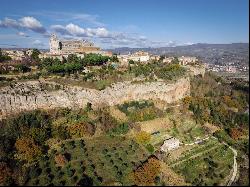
[108,43,249,66]
[1,48,49,52]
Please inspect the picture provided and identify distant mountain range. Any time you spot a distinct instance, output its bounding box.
[107,43,249,65]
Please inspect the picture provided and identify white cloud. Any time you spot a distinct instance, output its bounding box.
[0,16,46,34]
[0,15,193,48]
[17,31,29,37]
[51,23,111,38]
[65,23,87,36]
[19,16,46,33]
[93,28,109,37]
[0,18,21,29]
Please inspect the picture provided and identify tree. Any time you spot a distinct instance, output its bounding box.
[171,57,179,64]
[136,131,151,144]
[15,137,42,162]
[133,157,161,186]
[146,144,154,153]
[68,122,95,138]
[129,60,135,64]
[86,102,92,111]
[230,128,244,140]
[31,49,41,62]
[110,55,119,62]
[0,48,12,62]
[159,55,165,61]
[67,54,80,63]
[16,64,31,73]
[0,162,12,186]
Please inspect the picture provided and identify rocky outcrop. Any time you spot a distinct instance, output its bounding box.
[0,78,190,119]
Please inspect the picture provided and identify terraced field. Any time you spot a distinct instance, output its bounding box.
[170,138,234,186]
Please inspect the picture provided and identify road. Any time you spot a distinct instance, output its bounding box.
[182,136,210,146]
[225,144,238,186]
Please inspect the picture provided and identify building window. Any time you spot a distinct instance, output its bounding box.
[59,42,62,50]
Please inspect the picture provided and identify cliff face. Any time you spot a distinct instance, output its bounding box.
[0,78,190,119]
[186,65,206,77]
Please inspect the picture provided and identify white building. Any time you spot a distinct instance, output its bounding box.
[178,56,198,65]
[160,137,180,152]
[150,55,160,61]
[163,57,174,64]
[117,51,150,65]
[226,66,237,73]
[129,51,150,62]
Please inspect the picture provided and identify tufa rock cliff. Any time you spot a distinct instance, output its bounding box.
[0,78,190,119]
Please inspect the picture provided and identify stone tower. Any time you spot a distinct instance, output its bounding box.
[50,33,59,54]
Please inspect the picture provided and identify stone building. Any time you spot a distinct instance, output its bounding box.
[160,137,180,152]
[39,34,112,59]
[2,50,25,61]
[49,33,101,55]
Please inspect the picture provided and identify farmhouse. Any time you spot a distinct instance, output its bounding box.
[160,137,180,152]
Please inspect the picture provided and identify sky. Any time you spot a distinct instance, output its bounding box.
[0,0,249,49]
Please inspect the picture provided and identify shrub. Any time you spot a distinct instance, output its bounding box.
[135,131,151,145]
[54,154,68,167]
[146,144,154,153]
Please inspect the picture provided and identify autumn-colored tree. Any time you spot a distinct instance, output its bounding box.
[133,157,161,186]
[230,128,244,140]
[223,95,238,108]
[0,162,12,185]
[183,96,192,106]
[67,122,95,138]
[135,131,151,144]
[54,154,68,167]
[15,137,42,162]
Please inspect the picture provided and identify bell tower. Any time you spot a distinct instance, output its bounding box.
[50,33,59,54]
